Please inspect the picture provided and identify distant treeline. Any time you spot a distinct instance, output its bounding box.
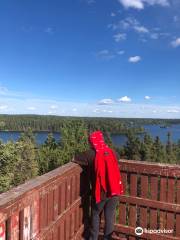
[0,114,180,133]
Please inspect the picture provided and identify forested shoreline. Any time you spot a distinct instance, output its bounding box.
[1,114,180,132]
[0,116,180,194]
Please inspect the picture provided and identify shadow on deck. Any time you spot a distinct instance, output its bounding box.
[0,159,180,240]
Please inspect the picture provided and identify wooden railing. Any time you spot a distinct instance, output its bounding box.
[0,159,180,240]
[111,160,180,240]
[0,162,90,240]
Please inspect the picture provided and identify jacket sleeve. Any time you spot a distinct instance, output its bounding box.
[72,151,89,166]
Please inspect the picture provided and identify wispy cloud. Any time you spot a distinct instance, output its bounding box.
[85,0,96,5]
[44,27,54,34]
[145,95,151,100]
[109,17,170,42]
[128,56,141,63]
[111,12,116,17]
[167,109,179,113]
[50,105,58,109]
[0,105,8,110]
[113,33,127,42]
[171,38,180,47]
[96,50,115,60]
[27,106,36,110]
[117,50,125,55]
[117,96,132,102]
[0,95,180,118]
[118,0,170,10]
[98,98,114,105]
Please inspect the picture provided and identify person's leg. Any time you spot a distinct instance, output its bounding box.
[89,198,106,240]
[103,196,119,240]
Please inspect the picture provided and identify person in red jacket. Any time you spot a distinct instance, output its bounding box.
[73,130,124,240]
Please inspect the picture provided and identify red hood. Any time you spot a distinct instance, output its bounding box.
[89,131,108,152]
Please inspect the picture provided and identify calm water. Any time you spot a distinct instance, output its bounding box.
[111,124,180,147]
[0,131,61,145]
[0,124,180,146]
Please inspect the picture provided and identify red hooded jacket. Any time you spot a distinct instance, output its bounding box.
[89,131,124,203]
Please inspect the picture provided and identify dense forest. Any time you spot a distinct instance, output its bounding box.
[0,114,180,133]
[0,116,180,193]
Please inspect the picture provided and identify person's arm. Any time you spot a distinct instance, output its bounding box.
[72,151,89,166]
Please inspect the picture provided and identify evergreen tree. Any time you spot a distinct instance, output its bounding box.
[152,136,166,163]
[165,132,176,163]
[124,132,141,160]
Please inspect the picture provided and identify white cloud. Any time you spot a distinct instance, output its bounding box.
[128,56,141,63]
[117,50,125,55]
[171,38,180,48]
[111,12,116,17]
[113,33,127,42]
[27,106,36,110]
[167,109,179,113]
[96,50,115,60]
[134,26,149,33]
[48,110,57,115]
[86,0,95,4]
[145,95,151,100]
[0,105,8,110]
[0,95,180,118]
[50,105,58,109]
[173,16,179,23]
[117,96,132,102]
[118,0,169,10]
[118,0,144,9]
[98,98,114,105]
[72,108,77,112]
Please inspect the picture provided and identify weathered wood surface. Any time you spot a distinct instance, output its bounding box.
[0,162,90,240]
[0,159,180,240]
[116,159,180,240]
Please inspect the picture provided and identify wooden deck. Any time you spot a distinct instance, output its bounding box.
[0,159,180,240]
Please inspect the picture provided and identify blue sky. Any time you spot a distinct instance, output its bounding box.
[0,0,180,118]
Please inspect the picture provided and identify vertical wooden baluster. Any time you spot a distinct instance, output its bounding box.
[59,219,65,240]
[71,175,76,205]
[39,193,44,230]
[66,178,71,209]
[31,193,39,238]
[76,173,80,199]
[47,190,54,225]
[139,174,149,230]
[0,221,6,240]
[176,179,180,237]
[53,186,58,221]
[166,177,175,236]
[119,172,127,226]
[75,207,79,234]
[129,173,137,240]
[59,181,66,215]
[52,227,58,240]
[66,214,70,240]
[149,176,158,230]
[159,177,167,229]
[70,210,75,239]
[20,206,31,240]
[7,211,19,240]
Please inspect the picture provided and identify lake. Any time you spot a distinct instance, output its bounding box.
[111,124,180,146]
[0,124,180,146]
[0,131,61,145]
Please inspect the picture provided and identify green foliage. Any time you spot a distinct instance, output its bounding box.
[0,130,38,193]
[1,116,180,194]
[120,131,180,164]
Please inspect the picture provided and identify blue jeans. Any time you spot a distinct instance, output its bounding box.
[89,195,119,240]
